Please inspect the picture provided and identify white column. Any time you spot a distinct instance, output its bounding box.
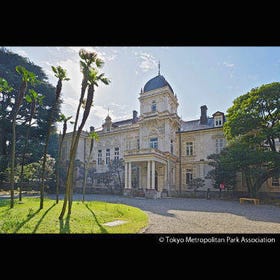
[128,162,132,189]
[167,160,170,192]
[147,161,150,189]
[139,166,142,189]
[124,162,128,189]
[164,164,167,188]
[151,160,155,189]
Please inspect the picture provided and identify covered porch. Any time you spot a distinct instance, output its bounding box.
[123,149,174,199]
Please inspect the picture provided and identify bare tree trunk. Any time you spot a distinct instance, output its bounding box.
[67,85,94,215]
[59,153,75,219]
[18,118,32,201]
[59,135,80,219]
[10,121,16,208]
[10,81,27,208]
[40,127,52,209]
[82,163,86,203]
[60,81,87,217]
[55,135,64,204]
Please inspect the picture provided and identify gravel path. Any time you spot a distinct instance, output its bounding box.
[49,194,280,233]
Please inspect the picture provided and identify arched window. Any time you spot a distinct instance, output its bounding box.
[186,169,193,185]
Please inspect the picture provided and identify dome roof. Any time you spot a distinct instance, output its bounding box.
[143,75,174,93]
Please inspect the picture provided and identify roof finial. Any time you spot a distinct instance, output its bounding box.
[158,60,160,76]
[107,107,109,116]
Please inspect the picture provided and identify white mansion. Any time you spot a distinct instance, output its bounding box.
[61,71,280,198]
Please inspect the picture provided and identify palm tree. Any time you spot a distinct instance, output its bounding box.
[40,66,69,209]
[59,49,110,219]
[18,89,44,201]
[82,130,99,202]
[55,114,72,204]
[10,66,38,208]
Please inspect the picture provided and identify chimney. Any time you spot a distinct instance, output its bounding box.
[200,105,208,125]
[132,110,138,123]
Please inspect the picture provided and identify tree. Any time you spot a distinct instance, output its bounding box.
[11,154,55,188]
[108,158,124,190]
[206,151,237,190]
[187,178,205,197]
[59,49,110,220]
[40,66,69,209]
[9,66,38,208]
[55,114,72,204]
[0,78,13,188]
[94,172,113,193]
[82,131,99,202]
[18,89,44,201]
[222,82,280,196]
[0,48,58,181]
[224,82,280,151]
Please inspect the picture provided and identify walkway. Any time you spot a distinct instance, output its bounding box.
[49,194,280,233]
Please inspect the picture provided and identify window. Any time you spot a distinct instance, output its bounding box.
[106,148,110,164]
[106,126,110,132]
[186,169,193,185]
[170,140,174,154]
[97,150,102,165]
[186,142,193,156]
[137,139,140,150]
[272,176,279,187]
[214,116,223,127]
[151,101,157,112]
[216,138,224,153]
[114,147,119,160]
[150,137,158,149]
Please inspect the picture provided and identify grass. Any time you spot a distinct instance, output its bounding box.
[0,198,148,233]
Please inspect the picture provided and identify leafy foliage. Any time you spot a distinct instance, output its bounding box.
[209,82,280,196]
[187,178,205,191]
[207,150,237,190]
[0,48,58,173]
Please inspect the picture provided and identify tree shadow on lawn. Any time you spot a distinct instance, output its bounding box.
[59,215,71,233]
[13,208,41,233]
[32,203,56,233]
[85,203,108,233]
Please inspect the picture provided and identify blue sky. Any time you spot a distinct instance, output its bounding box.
[7,46,280,131]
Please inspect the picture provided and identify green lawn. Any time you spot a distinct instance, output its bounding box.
[0,198,148,233]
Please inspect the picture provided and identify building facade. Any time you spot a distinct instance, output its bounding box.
[61,72,280,198]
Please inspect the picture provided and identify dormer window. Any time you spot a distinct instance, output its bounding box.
[151,101,157,112]
[213,111,224,127]
[215,116,223,127]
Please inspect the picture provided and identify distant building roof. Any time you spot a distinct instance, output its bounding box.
[112,116,139,128]
[112,119,133,127]
[180,118,214,132]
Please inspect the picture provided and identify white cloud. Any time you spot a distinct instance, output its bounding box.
[66,47,117,63]
[92,105,109,119]
[223,62,234,68]
[135,52,157,72]
[8,47,28,58]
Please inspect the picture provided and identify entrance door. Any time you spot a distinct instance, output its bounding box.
[155,170,158,191]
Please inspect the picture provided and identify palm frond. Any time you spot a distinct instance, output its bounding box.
[95,58,104,68]
[0,77,13,92]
